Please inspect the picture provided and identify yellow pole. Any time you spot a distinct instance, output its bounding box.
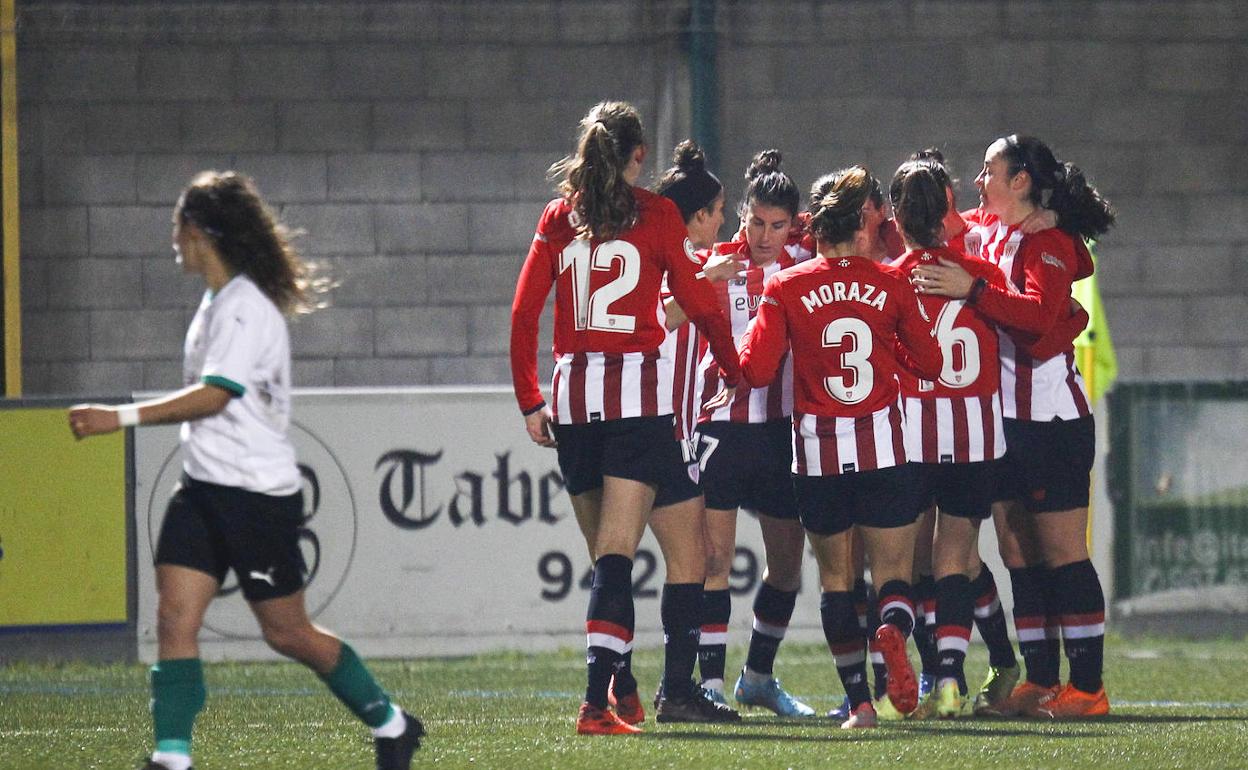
[1,0,20,397]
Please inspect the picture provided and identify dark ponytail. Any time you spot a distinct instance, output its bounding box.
[654,139,723,223]
[549,101,646,240]
[998,134,1116,240]
[741,149,800,219]
[176,170,322,315]
[889,160,950,249]
[808,165,878,247]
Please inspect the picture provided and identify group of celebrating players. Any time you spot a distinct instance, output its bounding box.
[510,100,1116,734]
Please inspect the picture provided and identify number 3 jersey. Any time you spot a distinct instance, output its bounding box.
[893,246,1007,464]
[510,188,740,424]
[738,255,941,476]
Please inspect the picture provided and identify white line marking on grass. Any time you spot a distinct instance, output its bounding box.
[1115,700,1248,709]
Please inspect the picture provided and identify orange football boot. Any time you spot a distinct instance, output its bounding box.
[576,702,643,735]
[979,680,1061,718]
[1039,683,1110,719]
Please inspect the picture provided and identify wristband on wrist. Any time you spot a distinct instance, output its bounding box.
[116,404,141,427]
[966,277,988,305]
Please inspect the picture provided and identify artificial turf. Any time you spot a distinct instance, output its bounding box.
[1,636,1245,769]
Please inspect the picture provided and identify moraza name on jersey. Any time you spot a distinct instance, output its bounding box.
[800,281,888,314]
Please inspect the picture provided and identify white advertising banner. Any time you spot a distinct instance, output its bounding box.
[136,387,1110,663]
[134,388,826,662]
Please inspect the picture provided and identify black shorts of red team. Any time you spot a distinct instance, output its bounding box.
[913,459,1003,520]
[997,415,1094,513]
[696,418,798,519]
[156,473,307,602]
[552,415,700,507]
[794,463,924,535]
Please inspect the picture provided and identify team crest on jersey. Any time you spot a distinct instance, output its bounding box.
[1041,251,1065,270]
[683,238,699,264]
[964,233,982,256]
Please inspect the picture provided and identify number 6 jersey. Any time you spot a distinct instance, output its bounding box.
[510,188,740,424]
[893,246,1008,464]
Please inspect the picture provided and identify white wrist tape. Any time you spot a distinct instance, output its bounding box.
[116,404,141,427]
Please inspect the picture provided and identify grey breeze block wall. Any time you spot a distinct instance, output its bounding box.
[15,0,1248,397]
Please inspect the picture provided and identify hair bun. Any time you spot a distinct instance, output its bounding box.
[910,147,946,165]
[672,140,706,171]
[746,149,783,181]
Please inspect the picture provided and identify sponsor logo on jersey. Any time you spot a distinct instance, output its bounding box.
[1041,251,1065,270]
[842,462,857,473]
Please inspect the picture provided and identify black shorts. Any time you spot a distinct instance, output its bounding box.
[915,459,1003,520]
[552,415,699,508]
[156,473,307,602]
[698,419,797,519]
[997,415,1095,513]
[793,463,923,536]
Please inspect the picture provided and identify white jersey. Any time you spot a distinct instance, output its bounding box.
[181,274,300,495]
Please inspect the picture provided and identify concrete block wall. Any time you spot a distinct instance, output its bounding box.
[15,0,1248,395]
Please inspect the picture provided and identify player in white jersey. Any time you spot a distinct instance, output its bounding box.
[69,172,423,770]
[914,134,1116,719]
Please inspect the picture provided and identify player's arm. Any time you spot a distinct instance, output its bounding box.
[510,220,557,417]
[737,278,790,388]
[915,241,1070,336]
[663,248,743,330]
[666,228,741,387]
[895,286,942,381]
[69,384,232,438]
[1022,298,1089,360]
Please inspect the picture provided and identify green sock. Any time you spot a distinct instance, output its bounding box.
[151,658,205,755]
[320,642,393,728]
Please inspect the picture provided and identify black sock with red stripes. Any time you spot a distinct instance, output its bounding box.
[698,588,731,686]
[661,583,703,699]
[1051,560,1105,694]
[911,574,939,678]
[745,582,797,676]
[585,554,634,709]
[971,564,1018,669]
[822,591,871,709]
[1008,565,1060,687]
[934,574,973,693]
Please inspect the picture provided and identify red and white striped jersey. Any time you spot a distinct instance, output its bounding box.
[657,287,707,445]
[698,238,795,424]
[966,214,1094,422]
[791,407,908,476]
[510,189,740,424]
[893,246,1007,463]
[738,254,942,476]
